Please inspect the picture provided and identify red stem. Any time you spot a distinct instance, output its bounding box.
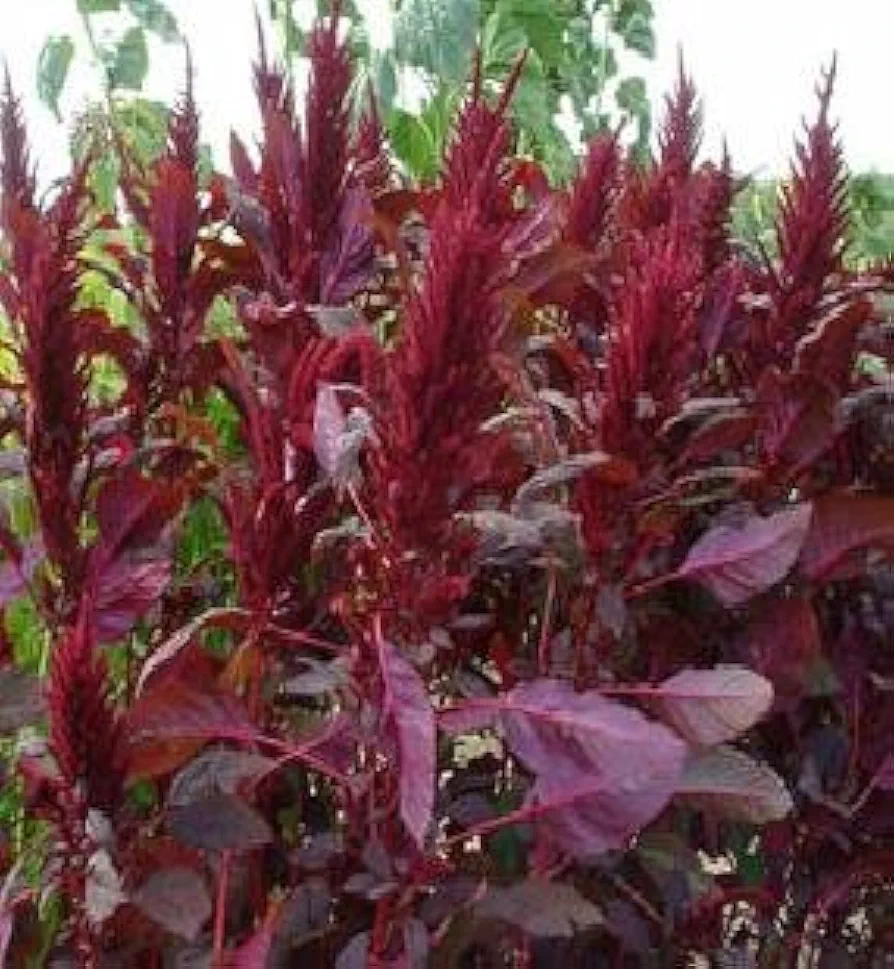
[213,850,232,968]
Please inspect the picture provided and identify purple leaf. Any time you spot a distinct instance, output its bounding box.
[132,868,212,941]
[676,503,812,606]
[319,186,375,304]
[444,679,687,856]
[652,666,774,746]
[377,638,435,849]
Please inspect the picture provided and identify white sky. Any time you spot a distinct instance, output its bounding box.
[3,0,893,187]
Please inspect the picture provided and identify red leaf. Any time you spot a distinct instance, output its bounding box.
[746,596,822,709]
[377,636,435,849]
[93,557,170,643]
[798,493,894,580]
[676,503,813,606]
[126,680,262,750]
[756,369,838,475]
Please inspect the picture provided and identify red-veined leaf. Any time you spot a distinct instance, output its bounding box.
[676,745,793,823]
[652,666,774,746]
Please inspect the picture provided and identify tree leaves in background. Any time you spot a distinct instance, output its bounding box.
[78,0,122,11]
[37,35,76,121]
[394,0,480,86]
[111,26,149,91]
[125,0,180,42]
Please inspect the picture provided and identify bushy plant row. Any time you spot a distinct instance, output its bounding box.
[0,6,891,966]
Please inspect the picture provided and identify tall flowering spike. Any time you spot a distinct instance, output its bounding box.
[658,54,703,179]
[0,71,36,218]
[304,0,352,245]
[694,143,736,273]
[47,608,123,811]
[566,131,620,248]
[600,224,703,458]
[773,58,848,342]
[0,91,96,599]
[167,48,199,173]
[441,53,525,214]
[353,85,392,196]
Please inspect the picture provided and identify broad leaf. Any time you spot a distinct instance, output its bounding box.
[133,868,212,941]
[377,639,435,848]
[676,503,812,606]
[653,666,774,746]
[676,746,793,824]
[444,679,687,856]
[126,680,262,750]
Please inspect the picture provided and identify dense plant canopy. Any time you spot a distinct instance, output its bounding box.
[0,3,891,967]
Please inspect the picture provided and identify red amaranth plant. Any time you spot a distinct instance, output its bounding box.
[0,10,891,968]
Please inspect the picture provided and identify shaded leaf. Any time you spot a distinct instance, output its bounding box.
[653,666,774,746]
[132,868,211,941]
[514,452,636,510]
[0,667,45,734]
[168,792,272,852]
[168,749,274,807]
[676,746,793,824]
[676,504,812,606]
[475,879,603,938]
[799,493,894,580]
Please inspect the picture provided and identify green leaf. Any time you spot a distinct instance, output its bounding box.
[125,0,180,42]
[388,108,439,182]
[78,0,121,10]
[110,26,149,91]
[394,0,480,85]
[615,75,648,116]
[89,151,121,212]
[620,13,655,56]
[36,35,75,121]
[613,0,656,58]
[495,0,564,69]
